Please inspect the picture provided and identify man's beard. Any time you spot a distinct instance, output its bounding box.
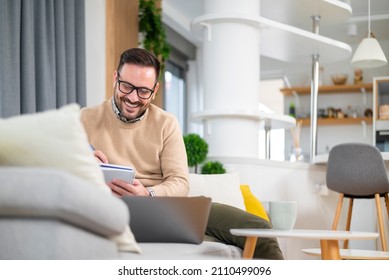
[111,94,147,124]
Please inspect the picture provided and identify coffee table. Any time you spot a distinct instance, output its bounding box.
[230,228,379,260]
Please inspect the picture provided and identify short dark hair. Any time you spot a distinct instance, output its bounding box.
[116,48,161,81]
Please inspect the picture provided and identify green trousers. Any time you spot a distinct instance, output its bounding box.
[205,202,284,260]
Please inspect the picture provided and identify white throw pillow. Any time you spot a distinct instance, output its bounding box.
[0,104,107,191]
[0,104,140,253]
[188,172,245,210]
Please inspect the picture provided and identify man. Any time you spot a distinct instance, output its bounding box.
[80,48,283,259]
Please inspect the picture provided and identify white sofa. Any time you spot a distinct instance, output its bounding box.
[0,104,276,260]
[0,167,243,259]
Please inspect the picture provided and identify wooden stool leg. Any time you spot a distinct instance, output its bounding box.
[332,193,344,230]
[343,198,354,249]
[375,194,387,251]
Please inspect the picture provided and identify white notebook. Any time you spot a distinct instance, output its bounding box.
[100,163,136,184]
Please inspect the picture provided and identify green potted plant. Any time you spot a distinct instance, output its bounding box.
[138,0,170,72]
[183,133,208,173]
[201,161,226,174]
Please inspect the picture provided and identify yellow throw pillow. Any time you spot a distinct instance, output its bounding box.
[240,184,270,221]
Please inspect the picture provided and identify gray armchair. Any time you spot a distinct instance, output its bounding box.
[326,143,389,250]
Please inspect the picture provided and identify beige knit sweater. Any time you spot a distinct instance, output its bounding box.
[80,100,189,196]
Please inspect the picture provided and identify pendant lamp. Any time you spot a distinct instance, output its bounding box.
[351,0,387,68]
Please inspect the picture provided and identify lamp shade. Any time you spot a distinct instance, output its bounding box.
[351,37,387,68]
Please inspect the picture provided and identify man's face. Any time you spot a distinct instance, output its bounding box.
[113,63,159,120]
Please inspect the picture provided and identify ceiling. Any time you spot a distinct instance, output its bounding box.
[162,0,389,84]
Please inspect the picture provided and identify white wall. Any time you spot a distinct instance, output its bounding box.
[85,0,106,106]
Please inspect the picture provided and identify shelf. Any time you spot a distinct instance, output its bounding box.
[298,117,372,126]
[258,113,296,130]
[261,0,352,28]
[280,83,373,96]
[191,110,296,129]
[191,13,352,65]
[191,110,261,122]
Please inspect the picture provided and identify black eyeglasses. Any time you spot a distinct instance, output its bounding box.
[116,75,156,100]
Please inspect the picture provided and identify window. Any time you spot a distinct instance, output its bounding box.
[164,61,186,133]
[163,25,196,134]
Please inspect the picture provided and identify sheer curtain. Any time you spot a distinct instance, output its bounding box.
[0,0,86,117]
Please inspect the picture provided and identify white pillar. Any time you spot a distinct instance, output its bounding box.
[198,0,261,158]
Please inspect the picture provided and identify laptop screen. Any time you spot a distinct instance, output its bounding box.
[121,196,211,244]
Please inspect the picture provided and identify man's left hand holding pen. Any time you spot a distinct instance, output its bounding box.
[89,144,108,163]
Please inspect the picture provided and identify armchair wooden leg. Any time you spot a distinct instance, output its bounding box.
[343,198,354,249]
[332,193,344,230]
[384,193,389,218]
[375,194,387,251]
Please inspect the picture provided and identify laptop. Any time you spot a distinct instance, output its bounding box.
[121,196,212,244]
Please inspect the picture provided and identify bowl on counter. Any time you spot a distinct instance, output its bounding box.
[331,74,348,85]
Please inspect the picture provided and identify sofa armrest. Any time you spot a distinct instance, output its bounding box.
[0,167,129,238]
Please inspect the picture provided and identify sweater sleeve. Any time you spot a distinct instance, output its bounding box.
[150,116,189,197]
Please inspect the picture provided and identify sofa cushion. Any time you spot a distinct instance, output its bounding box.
[118,241,242,259]
[0,105,140,253]
[188,172,245,210]
[0,219,119,260]
[0,167,127,236]
[0,104,108,192]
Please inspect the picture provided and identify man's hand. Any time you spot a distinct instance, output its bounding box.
[108,179,150,197]
[93,150,108,163]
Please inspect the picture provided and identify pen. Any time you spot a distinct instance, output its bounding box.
[90,144,107,163]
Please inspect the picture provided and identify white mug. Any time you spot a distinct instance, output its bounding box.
[269,201,297,230]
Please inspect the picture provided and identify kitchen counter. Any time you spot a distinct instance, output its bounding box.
[314,152,389,164]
